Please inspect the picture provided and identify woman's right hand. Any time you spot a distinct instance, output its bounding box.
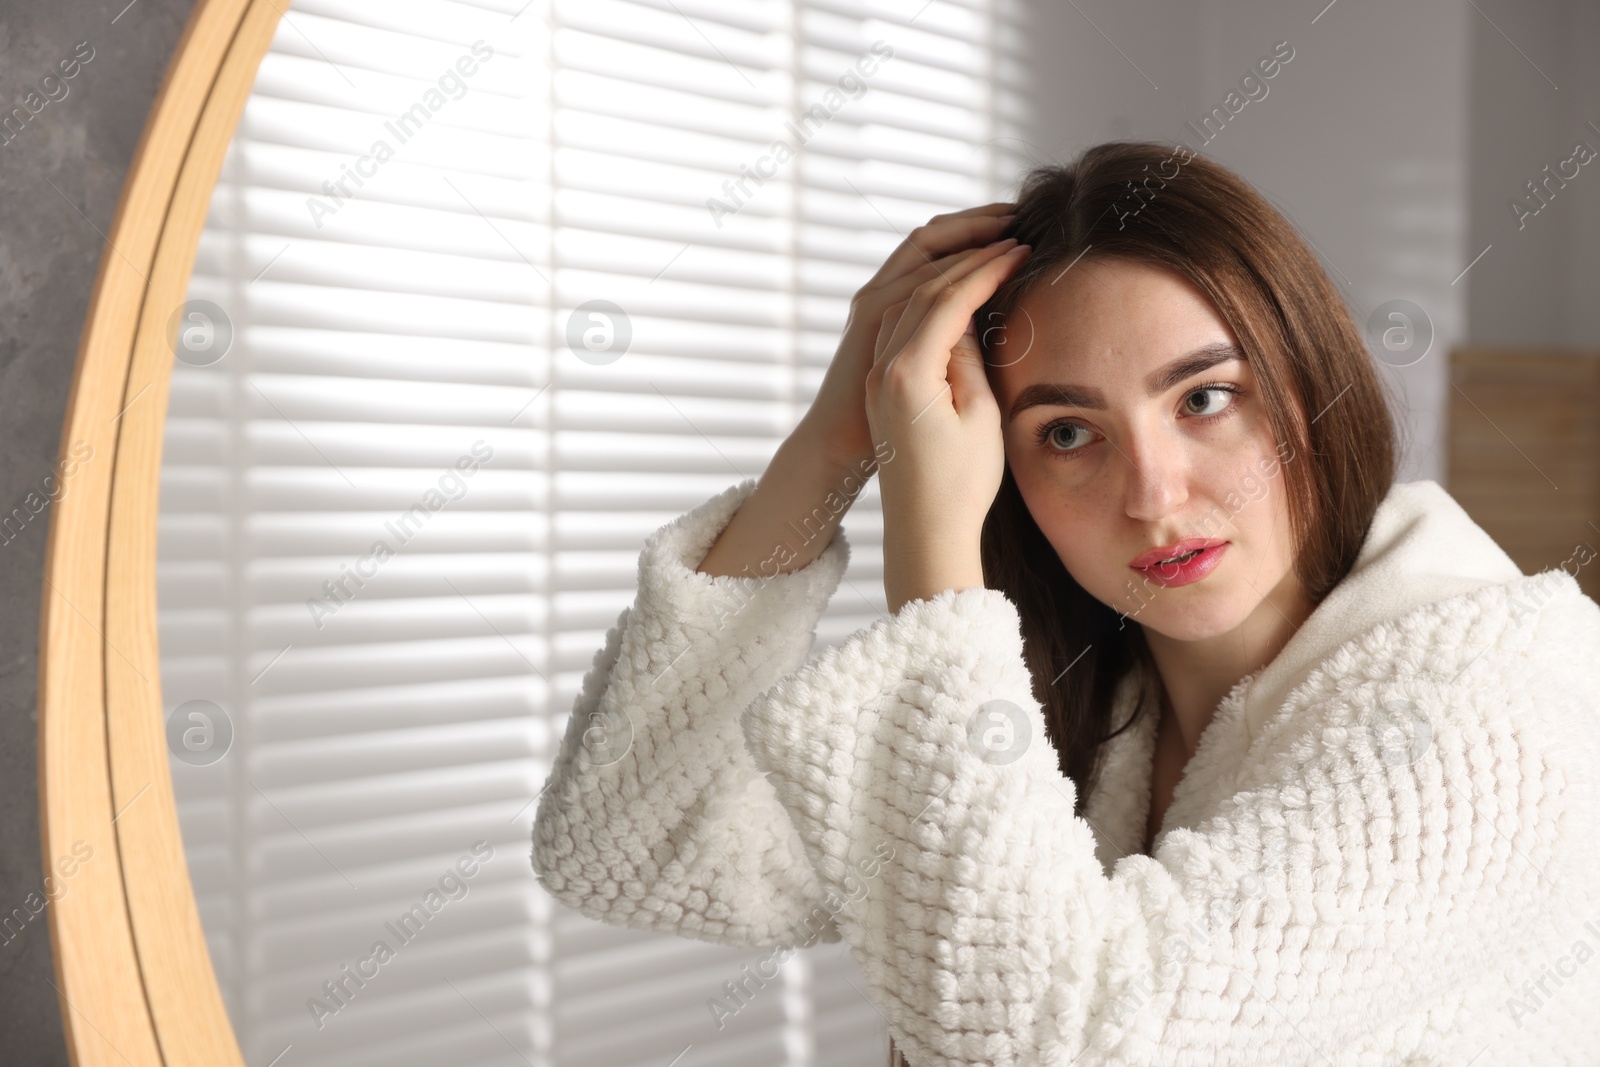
[797,201,1018,472]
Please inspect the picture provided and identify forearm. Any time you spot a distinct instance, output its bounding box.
[696,419,875,580]
[883,523,986,614]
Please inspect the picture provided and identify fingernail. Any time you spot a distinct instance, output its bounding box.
[998,214,1017,222]
[986,236,1018,248]
[1007,243,1032,255]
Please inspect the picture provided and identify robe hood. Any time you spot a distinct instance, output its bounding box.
[1238,479,1526,742]
[1082,477,1560,867]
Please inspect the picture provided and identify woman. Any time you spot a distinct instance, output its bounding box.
[531,142,1600,1065]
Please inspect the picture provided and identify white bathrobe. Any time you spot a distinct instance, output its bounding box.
[531,476,1600,1066]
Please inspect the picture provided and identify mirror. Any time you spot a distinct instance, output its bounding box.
[145,1,1019,1063]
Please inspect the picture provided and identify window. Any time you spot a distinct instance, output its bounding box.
[157,0,1029,1063]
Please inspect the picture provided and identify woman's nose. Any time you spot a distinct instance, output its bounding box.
[1120,429,1188,522]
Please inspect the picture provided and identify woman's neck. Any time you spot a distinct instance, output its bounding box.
[1141,568,1315,759]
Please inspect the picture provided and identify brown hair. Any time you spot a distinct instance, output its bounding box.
[973,140,1400,819]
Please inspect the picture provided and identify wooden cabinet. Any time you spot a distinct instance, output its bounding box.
[1447,347,1600,601]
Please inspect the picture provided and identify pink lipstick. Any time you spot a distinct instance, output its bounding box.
[1128,538,1229,588]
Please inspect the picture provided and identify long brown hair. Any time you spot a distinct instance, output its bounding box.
[973,140,1400,817]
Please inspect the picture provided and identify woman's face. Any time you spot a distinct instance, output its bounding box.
[987,256,1302,642]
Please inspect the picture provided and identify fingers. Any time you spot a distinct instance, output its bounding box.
[873,293,913,368]
[871,238,1018,363]
[865,202,1018,290]
[919,202,1018,229]
[878,239,1018,307]
[875,240,1028,367]
[871,238,1020,364]
[940,201,1018,219]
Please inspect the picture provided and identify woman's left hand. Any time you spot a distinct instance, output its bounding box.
[865,238,1032,612]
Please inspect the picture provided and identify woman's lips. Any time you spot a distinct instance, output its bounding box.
[1129,542,1229,587]
[1127,537,1227,570]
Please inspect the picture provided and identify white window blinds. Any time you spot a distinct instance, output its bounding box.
[156,1,1030,1065]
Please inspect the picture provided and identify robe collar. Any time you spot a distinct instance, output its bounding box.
[1079,479,1527,872]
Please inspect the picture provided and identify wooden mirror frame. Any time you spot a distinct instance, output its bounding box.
[39,1,282,1063]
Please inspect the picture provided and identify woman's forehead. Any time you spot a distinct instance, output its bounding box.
[1017,258,1222,334]
[996,264,1240,393]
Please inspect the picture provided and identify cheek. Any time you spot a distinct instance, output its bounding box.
[1208,449,1295,565]
[1201,413,1281,512]
[1016,476,1110,580]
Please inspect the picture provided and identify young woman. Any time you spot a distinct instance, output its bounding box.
[531,142,1600,1065]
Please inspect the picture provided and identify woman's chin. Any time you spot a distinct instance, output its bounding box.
[1117,594,1253,644]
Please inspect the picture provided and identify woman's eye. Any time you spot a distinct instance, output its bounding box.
[1039,422,1092,453]
[1183,385,1235,417]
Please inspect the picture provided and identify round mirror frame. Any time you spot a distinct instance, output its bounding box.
[39,1,282,1063]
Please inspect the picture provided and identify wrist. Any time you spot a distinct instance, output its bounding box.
[792,413,876,477]
[769,428,874,513]
[882,536,986,614]
[886,575,987,615]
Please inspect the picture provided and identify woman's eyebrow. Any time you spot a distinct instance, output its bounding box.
[1005,341,1246,422]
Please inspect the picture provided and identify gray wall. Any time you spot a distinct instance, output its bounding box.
[0,0,193,1062]
[1466,0,1600,348]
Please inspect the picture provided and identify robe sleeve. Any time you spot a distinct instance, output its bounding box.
[737,582,1594,1065]
[531,477,854,949]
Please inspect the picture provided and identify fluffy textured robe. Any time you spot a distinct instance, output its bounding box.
[532,476,1600,1066]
